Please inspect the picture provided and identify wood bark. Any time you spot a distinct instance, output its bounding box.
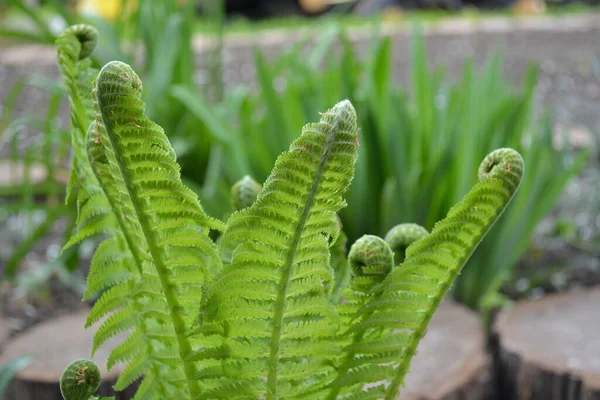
[403,301,492,400]
[494,288,600,400]
[0,310,135,400]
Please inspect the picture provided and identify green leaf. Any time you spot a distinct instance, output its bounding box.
[205,100,359,399]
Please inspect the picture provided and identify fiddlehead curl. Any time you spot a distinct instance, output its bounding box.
[384,223,429,264]
[57,24,98,62]
[478,147,524,183]
[348,235,393,293]
[60,360,101,400]
[69,24,99,60]
[231,175,261,211]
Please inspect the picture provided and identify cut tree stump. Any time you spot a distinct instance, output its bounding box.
[0,310,136,400]
[402,301,491,400]
[495,288,600,400]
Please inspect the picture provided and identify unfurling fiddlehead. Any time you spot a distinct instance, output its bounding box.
[384,223,429,264]
[348,235,394,293]
[66,24,98,60]
[60,360,113,400]
[231,175,262,211]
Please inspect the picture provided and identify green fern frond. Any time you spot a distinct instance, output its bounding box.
[55,24,98,199]
[81,60,226,399]
[327,148,523,399]
[204,100,359,399]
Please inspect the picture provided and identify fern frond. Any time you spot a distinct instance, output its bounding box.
[55,24,98,197]
[204,100,359,399]
[327,148,524,399]
[82,60,226,399]
[60,59,223,399]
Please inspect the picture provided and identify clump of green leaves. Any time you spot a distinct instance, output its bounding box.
[0,70,77,278]
[58,25,523,399]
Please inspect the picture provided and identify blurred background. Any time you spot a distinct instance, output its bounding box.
[0,0,599,398]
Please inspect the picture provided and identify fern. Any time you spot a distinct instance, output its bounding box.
[58,26,223,399]
[57,24,523,400]
[201,99,359,399]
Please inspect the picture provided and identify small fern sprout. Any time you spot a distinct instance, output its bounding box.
[384,223,429,264]
[348,235,394,293]
[231,175,262,211]
[60,360,101,400]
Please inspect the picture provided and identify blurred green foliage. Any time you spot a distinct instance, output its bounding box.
[0,356,34,396]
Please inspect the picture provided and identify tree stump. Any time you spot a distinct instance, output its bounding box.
[403,301,491,400]
[495,288,600,400]
[0,310,135,400]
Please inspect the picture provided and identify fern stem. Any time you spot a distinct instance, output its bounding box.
[266,105,342,400]
[95,63,201,399]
